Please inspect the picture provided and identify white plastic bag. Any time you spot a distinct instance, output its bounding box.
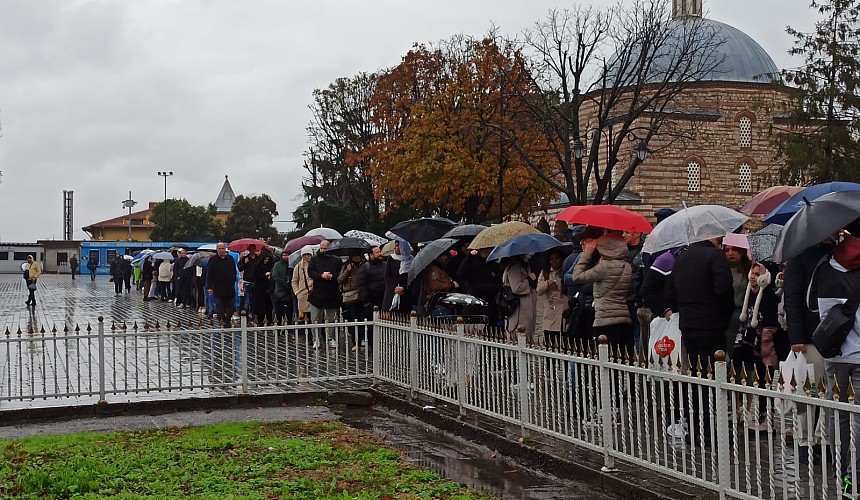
[775,350,816,415]
[647,313,682,372]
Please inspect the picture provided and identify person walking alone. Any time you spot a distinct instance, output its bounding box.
[87,257,98,281]
[69,254,79,280]
[24,255,41,307]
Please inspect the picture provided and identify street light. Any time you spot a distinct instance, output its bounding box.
[571,125,651,202]
[122,191,137,242]
[157,171,173,234]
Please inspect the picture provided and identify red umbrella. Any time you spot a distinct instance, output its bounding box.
[283,234,324,254]
[227,238,267,253]
[557,205,652,233]
[740,185,803,216]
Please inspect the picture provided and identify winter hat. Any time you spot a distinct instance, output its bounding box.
[654,208,676,224]
[300,245,315,256]
[738,263,773,328]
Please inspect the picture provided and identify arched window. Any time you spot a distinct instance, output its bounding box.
[738,116,752,148]
[738,163,752,193]
[687,161,701,192]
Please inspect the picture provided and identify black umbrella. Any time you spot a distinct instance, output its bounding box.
[773,190,860,262]
[388,217,457,244]
[443,224,488,239]
[407,238,458,285]
[327,237,372,257]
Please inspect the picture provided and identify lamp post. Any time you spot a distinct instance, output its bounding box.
[157,171,173,235]
[122,191,137,242]
[571,124,650,203]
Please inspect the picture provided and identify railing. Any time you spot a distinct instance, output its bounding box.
[3,310,859,499]
[375,313,860,500]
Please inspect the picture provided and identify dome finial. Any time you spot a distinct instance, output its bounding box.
[673,0,702,19]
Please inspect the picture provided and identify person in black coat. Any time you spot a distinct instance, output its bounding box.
[110,254,125,295]
[307,240,343,348]
[357,246,386,351]
[206,243,238,327]
[141,256,154,301]
[457,248,502,326]
[666,236,734,447]
[252,252,275,325]
[173,250,191,306]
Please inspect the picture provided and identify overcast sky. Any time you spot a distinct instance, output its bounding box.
[0,0,813,242]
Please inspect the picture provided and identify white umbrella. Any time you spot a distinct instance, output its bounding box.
[305,227,342,240]
[344,229,388,246]
[197,243,219,251]
[151,251,174,261]
[642,205,749,254]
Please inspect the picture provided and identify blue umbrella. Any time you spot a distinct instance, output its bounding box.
[764,182,860,225]
[486,233,563,262]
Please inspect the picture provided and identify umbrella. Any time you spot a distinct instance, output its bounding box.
[284,234,324,253]
[642,205,749,254]
[228,238,267,253]
[151,251,174,261]
[327,237,372,257]
[344,229,388,246]
[130,249,156,263]
[765,181,860,225]
[305,227,342,240]
[443,224,488,239]
[468,221,541,249]
[772,190,860,262]
[438,293,488,307]
[387,217,457,244]
[740,186,804,216]
[486,233,563,262]
[288,244,319,268]
[197,243,219,251]
[747,224,782,262]
[407,238,458,285]
[123,254,133,260]
[556,205,652,233]
[184,251,214,269]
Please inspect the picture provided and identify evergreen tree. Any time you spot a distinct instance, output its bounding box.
[774,0,860,183]
[150,200,223,242]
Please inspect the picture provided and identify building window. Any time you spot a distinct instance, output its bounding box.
[57,252,68,266]
[739,117,752,148]
[13,252,30,261]
[0,252,8,260]
[739,163,753,193]
[687,161,701,192]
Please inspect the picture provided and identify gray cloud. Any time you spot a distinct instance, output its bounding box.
[0,0,810,241]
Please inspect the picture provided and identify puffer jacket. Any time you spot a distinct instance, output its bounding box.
[572,233,632,327]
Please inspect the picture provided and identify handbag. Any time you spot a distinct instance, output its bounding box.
[495,286,520,317]
[27,282,37,291]
[812,294,860,358]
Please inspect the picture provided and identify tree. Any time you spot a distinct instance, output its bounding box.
[300,73,384,233]
[366,37,557,222]
[771,0,860,183]
[149,200,223,242]
[224,194,279,242]
[495,1,724,205]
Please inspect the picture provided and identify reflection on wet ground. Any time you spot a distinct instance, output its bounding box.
[337,406,620,500]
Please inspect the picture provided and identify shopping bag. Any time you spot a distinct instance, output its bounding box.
[647,313,682,372]
[775,350,816,415]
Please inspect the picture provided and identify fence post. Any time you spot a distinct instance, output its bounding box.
[714,350,730,499]
[372,307,379,381]
[517,326,530,434]
[410,311,418,399]
[456,317,466,416]
[240,311,249,395]
[97,316,106,405]
[597,334,615,470]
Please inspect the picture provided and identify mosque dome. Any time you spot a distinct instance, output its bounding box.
[681,18,779,83]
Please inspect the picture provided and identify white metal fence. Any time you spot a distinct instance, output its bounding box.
[3,311,860,499]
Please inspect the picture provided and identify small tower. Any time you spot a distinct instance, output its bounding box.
[673,0,702,19]
[213,175,236,223]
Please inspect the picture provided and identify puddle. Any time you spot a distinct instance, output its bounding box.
[336,406,619,500]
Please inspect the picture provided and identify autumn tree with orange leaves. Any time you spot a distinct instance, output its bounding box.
[365,37,557,223]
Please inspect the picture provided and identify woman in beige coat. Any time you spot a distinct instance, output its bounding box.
[503,255,537,343]
[573,232,633,356]
[537,250,565,350]
[291,246,314,322]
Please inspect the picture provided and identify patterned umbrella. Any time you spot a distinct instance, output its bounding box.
[344,229,388,246]
[468,221,540,250]
[747,224,782,262]
[740,186,803,216]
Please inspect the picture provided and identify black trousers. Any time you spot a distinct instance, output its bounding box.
[681,329,726,447]
[215,295,236,327]
[114,276,123,294]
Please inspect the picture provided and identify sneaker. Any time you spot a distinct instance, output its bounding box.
[312,341,320,350]
[328,339,338,349]
[843,475,855,498]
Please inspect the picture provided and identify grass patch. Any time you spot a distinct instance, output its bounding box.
[0,420,494,499]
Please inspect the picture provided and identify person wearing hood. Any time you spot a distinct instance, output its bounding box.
[818,217,860,486]
[573,232,633,355]
[290,246,314,323]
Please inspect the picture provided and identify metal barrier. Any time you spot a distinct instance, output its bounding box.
[374,313,860,500]
[3,310,860,499]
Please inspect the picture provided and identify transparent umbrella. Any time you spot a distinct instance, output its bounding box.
[642,205,749,255]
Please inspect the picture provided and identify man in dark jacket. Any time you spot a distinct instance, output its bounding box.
[357,245,386,351]
[110,254,125,295]
[207,243,238,327]
[785,241,833,463]
[667,236,734,447]
[173,249,191,307]
[457,248,502,327]
[237,244,261,319]
[307,240,343,349]
[69,254,79,280]
[271,251,293,326]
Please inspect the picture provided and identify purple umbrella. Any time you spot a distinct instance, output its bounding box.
[284,234,325,254]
